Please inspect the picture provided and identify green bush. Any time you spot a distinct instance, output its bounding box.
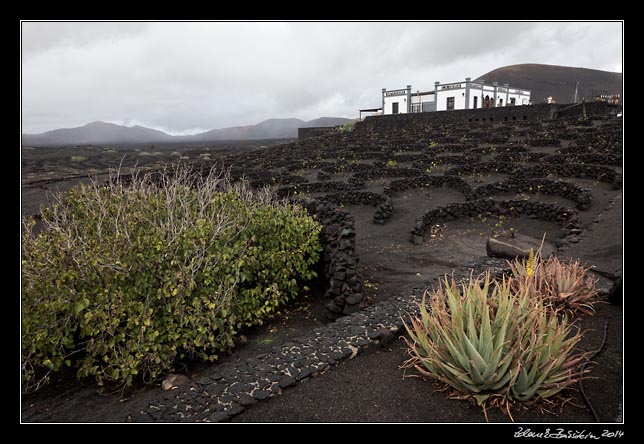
[339,121,356,132]
[21,167,322,391]
[404,273,588,419]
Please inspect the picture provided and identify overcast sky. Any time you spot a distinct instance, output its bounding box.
[21,21,623,135]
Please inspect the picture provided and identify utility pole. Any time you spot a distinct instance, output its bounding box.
[574,81,580,104]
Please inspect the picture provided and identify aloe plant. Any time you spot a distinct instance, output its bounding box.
[544,257,599,316]
[404,273,588,417]
[509,250,599,316]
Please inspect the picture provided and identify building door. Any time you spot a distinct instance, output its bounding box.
[510,97,516,106]
[473,96,478,109]
[446,97,455,110]
[484,95,491,108]
[392,102,399,114]
[499,98,503,107]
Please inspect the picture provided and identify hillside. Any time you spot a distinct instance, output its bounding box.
[22,117,353,147]
[194,117,351,141]
[22,121,174,146]
[476,64,622,104]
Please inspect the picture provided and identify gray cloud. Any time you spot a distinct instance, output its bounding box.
[21,21,623,134]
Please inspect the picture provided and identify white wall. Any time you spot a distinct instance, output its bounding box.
[470,85,506,108]
[384,96,407,114]
[436,87,466,111]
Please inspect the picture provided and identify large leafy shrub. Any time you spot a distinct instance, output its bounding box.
[21,167,322,391]
[404,273,588,419]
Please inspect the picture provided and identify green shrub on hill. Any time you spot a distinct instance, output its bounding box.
[340,121,356,132]
[21,167,322,391]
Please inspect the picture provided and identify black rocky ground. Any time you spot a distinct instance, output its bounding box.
[21,111,623,423]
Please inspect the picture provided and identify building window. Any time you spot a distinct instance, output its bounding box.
[411,103,421,113]
[473,96,478,109]
[446,97,455,110]
[422,102,432,112]
[392,102,399,114]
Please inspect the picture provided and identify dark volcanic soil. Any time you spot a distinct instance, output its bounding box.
[20,117,623,424]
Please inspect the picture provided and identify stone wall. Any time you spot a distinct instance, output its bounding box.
[320,191,394,225]
[446,161,617,184]
[358,103,563,131]
[298,199,365,320]
[557,101,621,119]
[468,179,593,210]
[275,181,356,198]
[298,127,338,140]
[410,199,581,245]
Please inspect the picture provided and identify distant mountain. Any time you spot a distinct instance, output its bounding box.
[194,118,306,141]
[22,117,353,147]
[475,64,622,104]
[193,117,352,141]
[22,121,174,146]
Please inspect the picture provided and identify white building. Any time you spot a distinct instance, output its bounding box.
[375,78,531,116]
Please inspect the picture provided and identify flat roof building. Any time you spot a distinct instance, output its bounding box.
[360,78,531,118]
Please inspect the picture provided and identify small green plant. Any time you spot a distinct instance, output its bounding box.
[425,160,438,175]
[403,273,588,420]
[70,155,88,162]
[429,140,439,148]
[386,159,398,168]
[493,214,506,235]
[339,121,356,133]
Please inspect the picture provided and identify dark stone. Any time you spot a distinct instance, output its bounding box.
[279,375,295,388]
[298,367,313,380]
[342,303,362,315]
[345,293,363,305]
[268,373,281,383]
[206,384,225,397]
[253,390,271,401]
[486,234,555,259]
[227,382,245,394]
[379,329,398,348]
[354,337,370,347]
[368,328,387,340]
[226,402,244,417]
[325,300,343,313]
[207,411,231,423]
[219,393,233,404]
[237,392,256,406]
